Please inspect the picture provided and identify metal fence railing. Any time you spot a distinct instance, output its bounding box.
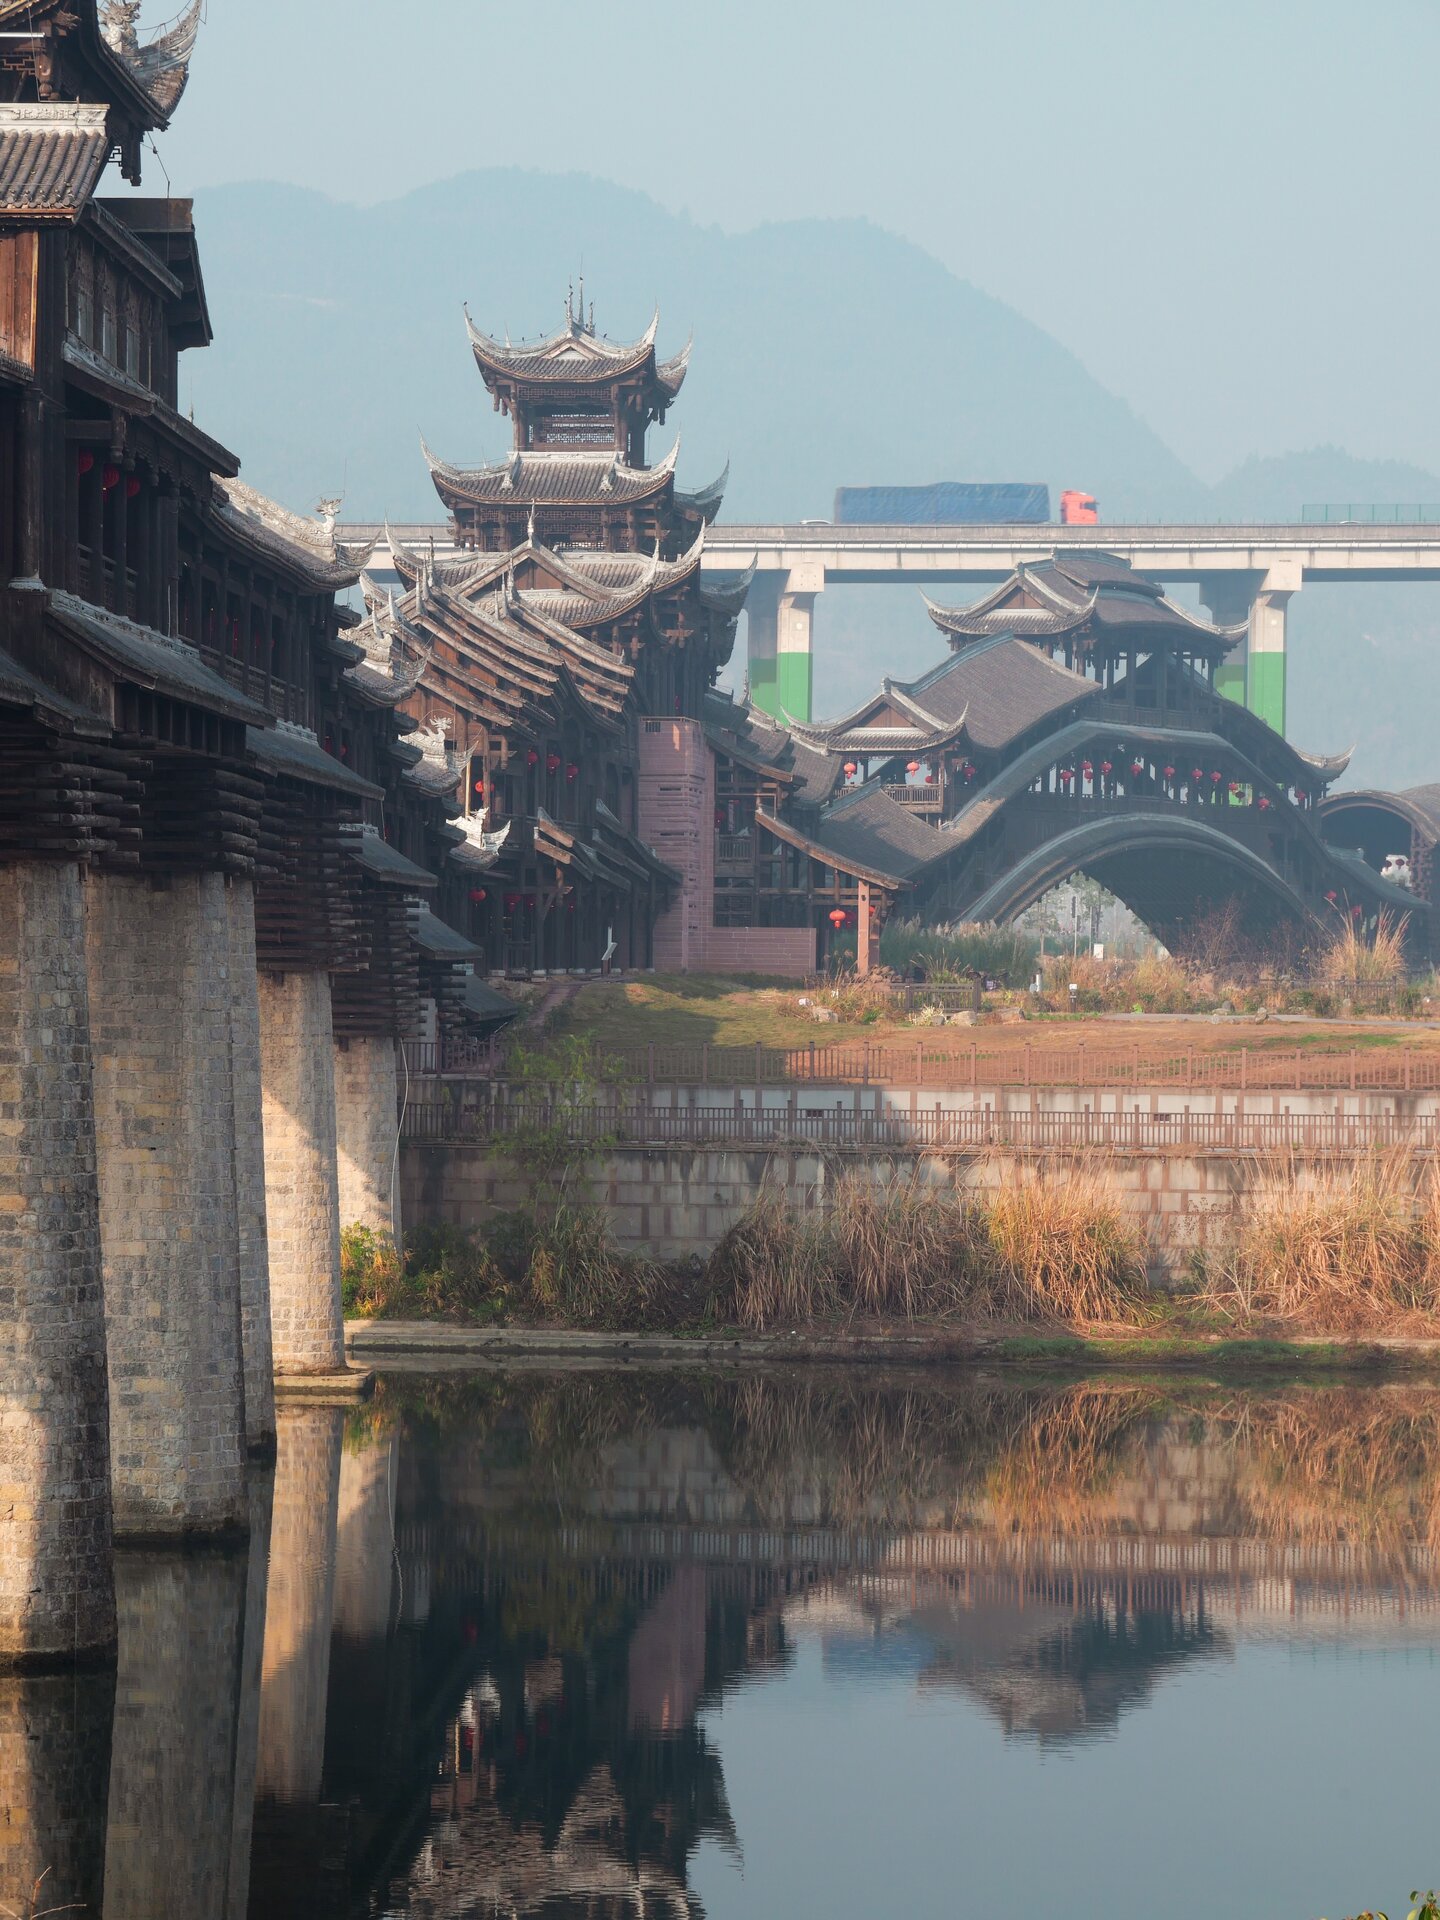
[407,1038,1440,1092]
[402,1094,1440,1156]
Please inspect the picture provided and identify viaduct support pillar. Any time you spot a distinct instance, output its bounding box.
[334,1035,401,1244]
[258,970,346,1375]
[0,861,116,1662]
[746,566,821,722]
[1200,564,1297,738]
[85,870,249,1538]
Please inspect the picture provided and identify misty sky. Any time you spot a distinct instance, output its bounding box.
[142,0,1437,484]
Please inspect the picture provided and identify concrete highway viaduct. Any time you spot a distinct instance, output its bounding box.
[359,518,1440,731]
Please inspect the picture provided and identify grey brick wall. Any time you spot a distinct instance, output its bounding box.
[0,862,116,1661]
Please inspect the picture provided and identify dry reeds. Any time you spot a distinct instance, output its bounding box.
[706,1163,1149,1330]
[1317,908,1410,987]
[1199,1150,1440,1330]
[983,1162,1150,1323]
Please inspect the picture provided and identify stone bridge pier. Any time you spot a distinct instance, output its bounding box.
[84,868,250,1539]
[259,972,348,1377]
[334,1035,402,1244]
[0,860,116,1663]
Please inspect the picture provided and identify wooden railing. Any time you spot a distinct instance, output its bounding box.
[882,785,944,811]
[407,1036,1440,1092]
[403,1095,1440,1155]
[715,834,754,867]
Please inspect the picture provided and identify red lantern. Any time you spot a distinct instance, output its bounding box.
[1059,768,1074,785]
[906,760,921,776]
[102,463,120,493]
[77,450,94,478]
[1130,760,1144,777]
[1351,904,1363,919]
[566,763,578,782]
[1211,771,1223,783]
[526,749,539,767]
[1258,795,1271,810]
[546,753,560,773]
[1191,767,1204,782]
[469,888,487,904]
[1325,890,1338,904]
[1100,760,1113,777]
[1082,760,1094,777]
[125,474,141,500]
[1228,780,1242,795]
[828,908,846,927]
[1163,764,1176,779]
[474,778,485,795]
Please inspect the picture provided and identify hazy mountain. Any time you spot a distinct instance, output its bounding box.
[1210,446,1440,522]
[179,174,1440,788]
[185,172,1205,525]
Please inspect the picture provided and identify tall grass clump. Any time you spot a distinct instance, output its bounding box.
[982,1163,1149,1322]
[708,1165,1149,1329]
[880,917,1039,986]
[1200,1151,1440,1330]
[706,1186,838,1328]
[1317,909,1410,987]
[524,1201,661,1329]
[829,1174,989,1319]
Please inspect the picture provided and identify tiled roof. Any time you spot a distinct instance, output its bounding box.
[0,104,110,221]
[341,825,437,889]
[465,306,663,385]
[422,440,679,511]
[760,786,949,888]
[213,479,372,589]
[702,688,842,807]
[47,590,269,726]
[247,722,382,799]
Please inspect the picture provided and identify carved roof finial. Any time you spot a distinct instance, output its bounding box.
[100,0,142,56]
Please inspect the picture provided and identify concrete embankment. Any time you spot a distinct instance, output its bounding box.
[346,1321,1440,1375]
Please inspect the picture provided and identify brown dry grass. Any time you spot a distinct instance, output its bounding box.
[1198,1151,1440,1331]
[1317,909,1410,987]
[706,1163,1150,1331]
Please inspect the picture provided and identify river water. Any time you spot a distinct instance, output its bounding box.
[5,1366,1438,1918]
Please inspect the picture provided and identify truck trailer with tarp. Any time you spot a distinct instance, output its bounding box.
[833,481,1051,525]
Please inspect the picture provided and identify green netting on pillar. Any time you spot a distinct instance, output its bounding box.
[1248,652,1286,737]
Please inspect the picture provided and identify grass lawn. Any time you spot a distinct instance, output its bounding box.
[547,973,1440,1061]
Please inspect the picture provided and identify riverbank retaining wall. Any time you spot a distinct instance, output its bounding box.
[402,1084,1440,1277]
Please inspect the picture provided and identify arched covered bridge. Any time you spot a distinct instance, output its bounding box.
[715,551,1425,964]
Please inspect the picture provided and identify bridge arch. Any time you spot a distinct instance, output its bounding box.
[961,810,1319,945]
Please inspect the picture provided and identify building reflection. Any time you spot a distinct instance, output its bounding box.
[6,1373,1440,1914]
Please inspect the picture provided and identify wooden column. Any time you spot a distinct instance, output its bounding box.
[857,880,872,976]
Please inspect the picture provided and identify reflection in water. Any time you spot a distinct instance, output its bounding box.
[0,1666,113,1919]
[5,1372,1440,1916]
